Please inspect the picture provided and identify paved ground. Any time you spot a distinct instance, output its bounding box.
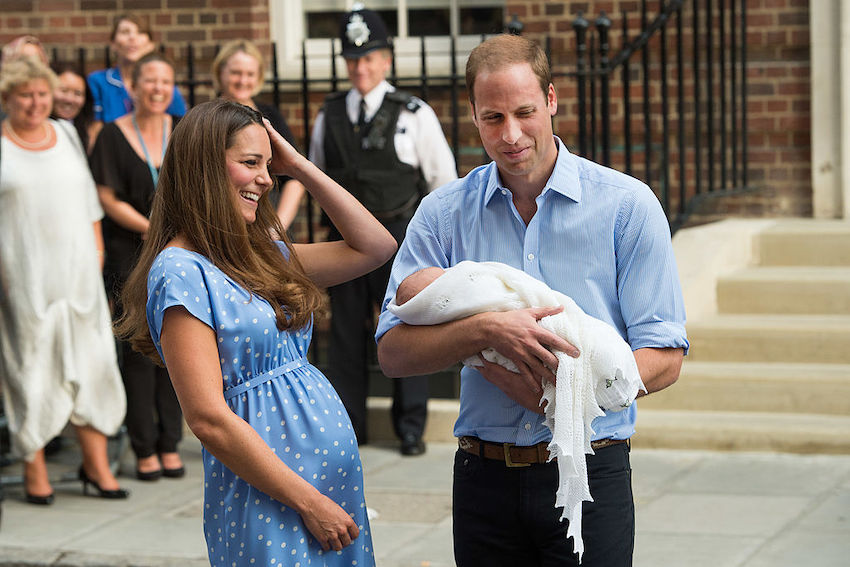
[1,436,849,566]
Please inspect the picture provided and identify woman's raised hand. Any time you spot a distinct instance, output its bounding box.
[263,118,302,177]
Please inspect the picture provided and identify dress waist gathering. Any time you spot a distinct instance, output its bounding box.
[223,356,309,401]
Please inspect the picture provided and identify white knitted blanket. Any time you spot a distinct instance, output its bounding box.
[387,261,645,559]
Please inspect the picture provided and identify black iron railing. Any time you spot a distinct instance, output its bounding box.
[567,0,749,232]
[47,0,747,237]
[34,1,748,394]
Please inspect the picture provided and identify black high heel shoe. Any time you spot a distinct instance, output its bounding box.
[135,468,162,481]
[25,491,55,505]
[162,465,185,479]
[78,466,129,499]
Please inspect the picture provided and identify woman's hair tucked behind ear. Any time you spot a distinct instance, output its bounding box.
[116,99,324,364]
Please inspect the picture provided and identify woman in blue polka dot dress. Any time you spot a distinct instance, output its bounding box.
[115,99,397,566]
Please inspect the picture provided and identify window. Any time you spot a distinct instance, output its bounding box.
[270,1,506,81]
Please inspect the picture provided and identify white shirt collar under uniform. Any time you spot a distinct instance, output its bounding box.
[345,80,393,124]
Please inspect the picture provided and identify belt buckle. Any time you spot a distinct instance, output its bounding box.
[503,443,530,468]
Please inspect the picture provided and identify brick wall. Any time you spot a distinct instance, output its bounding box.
[507,0,812,221]
[0,0,272,103]
[2,0,812,221]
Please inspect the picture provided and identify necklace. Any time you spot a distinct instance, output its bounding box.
[3,120,53,150]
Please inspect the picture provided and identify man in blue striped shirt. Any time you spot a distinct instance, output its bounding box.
[376,34,688,566]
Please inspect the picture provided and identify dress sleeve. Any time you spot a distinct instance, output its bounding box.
[146,252,216,356]
[89,124,130,201]
[87,71,105,121]
[55,119,103,223]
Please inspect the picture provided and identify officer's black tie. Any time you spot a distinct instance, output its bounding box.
[356,98,367,133]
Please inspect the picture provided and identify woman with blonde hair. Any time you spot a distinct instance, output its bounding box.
[0,57,128,504]
[117,99,395,565]
[212,39,305,230]
[1,35,48,65]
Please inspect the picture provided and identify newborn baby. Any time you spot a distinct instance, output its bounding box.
[393,264,643,412]
[387,260,646,560]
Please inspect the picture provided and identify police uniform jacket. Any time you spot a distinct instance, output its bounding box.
[309,80,456,222]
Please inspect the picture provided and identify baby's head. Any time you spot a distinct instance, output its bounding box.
[396,267,445,305]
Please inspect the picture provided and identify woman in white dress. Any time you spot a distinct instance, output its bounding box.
[0,57,128,504]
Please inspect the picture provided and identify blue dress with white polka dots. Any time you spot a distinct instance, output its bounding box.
[146,244,374,567]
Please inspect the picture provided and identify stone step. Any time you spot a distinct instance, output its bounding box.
[686,314,850,364]
[633,409,850,454]
[368,397,458,444]
[717,266,850,314]
[367,399,850,454]
[638,361,850,415]
[757,220,850,266]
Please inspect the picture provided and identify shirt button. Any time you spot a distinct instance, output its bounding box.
[524,423,531,431]
[501,189,508,195]
[527,253,535,261]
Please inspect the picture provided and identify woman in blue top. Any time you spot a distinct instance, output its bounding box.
[116,99,395,566]
[87,14,186,142]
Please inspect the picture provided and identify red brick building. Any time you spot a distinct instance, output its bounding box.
[0,1,822,222]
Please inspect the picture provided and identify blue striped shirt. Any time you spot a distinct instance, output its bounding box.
[376,137,689,444]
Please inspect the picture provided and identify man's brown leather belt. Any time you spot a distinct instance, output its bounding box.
[458,436,628,468]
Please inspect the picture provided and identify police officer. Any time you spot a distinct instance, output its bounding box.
[309,6,456,456]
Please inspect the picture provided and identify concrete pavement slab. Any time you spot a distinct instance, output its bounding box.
[2,440,850,566]
[662,452,850,496]
[742,532,850,567]
[637,493,811,536]
[634,533,763,567]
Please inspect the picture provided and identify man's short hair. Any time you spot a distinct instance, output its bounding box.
[465,34,551,106]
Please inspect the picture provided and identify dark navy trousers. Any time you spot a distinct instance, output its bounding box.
[453,441,634,567]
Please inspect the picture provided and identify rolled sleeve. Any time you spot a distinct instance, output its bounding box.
[375,192,450,342]
[616,185,689,354]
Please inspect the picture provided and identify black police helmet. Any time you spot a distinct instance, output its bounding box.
[339,8,391,58]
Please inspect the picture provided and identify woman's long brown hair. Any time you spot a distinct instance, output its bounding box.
[115,99,324,364]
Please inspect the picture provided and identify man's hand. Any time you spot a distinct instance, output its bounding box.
[477,356,548,413]
[473,306,578,410]
[483,306,578,380]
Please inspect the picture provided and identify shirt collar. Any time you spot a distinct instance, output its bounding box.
[484,136,582,204]
[106,67,125,88]
[347,80,392,121]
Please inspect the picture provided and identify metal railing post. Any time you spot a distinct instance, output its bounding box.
[596,12,612,167]
[573,13,589,158]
